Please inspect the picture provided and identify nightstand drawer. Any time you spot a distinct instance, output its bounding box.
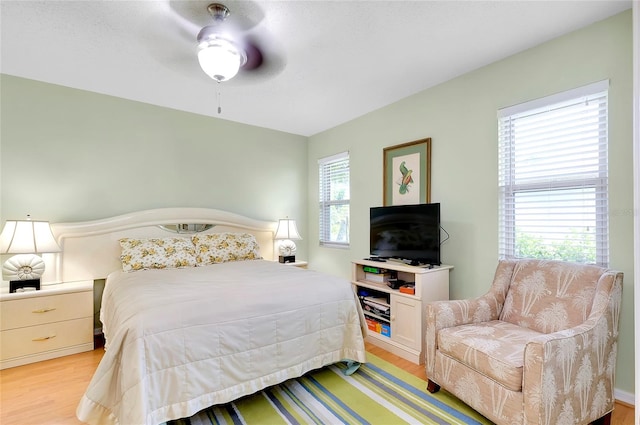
[0,317,93,359]
[0,291,93,331]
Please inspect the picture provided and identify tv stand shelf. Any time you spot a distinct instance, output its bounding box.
[385,258,434,268]
[352,259,452,364]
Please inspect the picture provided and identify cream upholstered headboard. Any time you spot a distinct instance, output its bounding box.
[43,208,277,283]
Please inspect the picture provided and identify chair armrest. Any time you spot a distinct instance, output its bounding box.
[522,271,622,425]
[425,294,502,374]
[425,259,517,373]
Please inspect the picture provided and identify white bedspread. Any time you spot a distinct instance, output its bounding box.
[76,260,366,425]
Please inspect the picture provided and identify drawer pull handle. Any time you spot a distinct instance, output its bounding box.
[32,335,56,341]
[32,308,57,313]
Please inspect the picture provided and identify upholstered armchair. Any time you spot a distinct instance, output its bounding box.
[425,259,623,425]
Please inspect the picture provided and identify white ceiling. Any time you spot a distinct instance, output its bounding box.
[0,0,631,137]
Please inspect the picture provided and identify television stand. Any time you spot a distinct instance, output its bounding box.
[352,259,453,364]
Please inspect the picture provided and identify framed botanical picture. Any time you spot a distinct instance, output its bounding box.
[383,138,431,205]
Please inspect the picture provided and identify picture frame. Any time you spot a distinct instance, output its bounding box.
[383,138,431,206]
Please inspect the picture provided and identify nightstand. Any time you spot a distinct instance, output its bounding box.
[283,261,308,269]
[0,280,94,369]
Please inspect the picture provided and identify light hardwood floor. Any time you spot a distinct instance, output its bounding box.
[0,342,635,424]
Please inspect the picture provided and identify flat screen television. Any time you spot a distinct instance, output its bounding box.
[370,203,441,266]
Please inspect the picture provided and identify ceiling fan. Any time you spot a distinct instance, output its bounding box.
[196,3,261,82]
[151,1,285,84]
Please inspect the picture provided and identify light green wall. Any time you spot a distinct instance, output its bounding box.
[0,75,309,259]
[0,9,634,397]
[308,11,635,394]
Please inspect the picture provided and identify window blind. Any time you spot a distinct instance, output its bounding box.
[498,80,609,266]
[318,152,350,247]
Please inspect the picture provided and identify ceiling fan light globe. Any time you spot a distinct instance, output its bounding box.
[197,37,246,82]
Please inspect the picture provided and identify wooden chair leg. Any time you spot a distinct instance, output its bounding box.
[590,411,611,425]
[426,379,440,393]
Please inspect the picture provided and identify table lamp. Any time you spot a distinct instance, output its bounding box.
[274,218,302,263]
[0,217,61,292]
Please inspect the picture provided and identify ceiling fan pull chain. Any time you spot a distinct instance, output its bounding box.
[217,83,222,114]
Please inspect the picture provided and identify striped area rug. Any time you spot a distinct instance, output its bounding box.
[168,354,492,425]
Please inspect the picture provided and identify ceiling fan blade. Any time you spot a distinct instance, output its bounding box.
[241,41,263,70]
[142,7,199,68]
[235,39,286,84]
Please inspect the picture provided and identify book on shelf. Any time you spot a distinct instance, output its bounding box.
[362,265,389,274]
[364,272,392,283]
[364,317,391,337]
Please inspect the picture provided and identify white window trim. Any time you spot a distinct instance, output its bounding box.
[498,80,609,118]
[498,80,609,266]
[318,151,350,248]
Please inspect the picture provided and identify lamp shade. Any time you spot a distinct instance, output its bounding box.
[274,219,302,241]
[0,220,61,254]
[197,36,246,82]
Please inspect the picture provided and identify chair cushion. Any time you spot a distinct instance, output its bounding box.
[437,320,543,392]
[499,259,603,333]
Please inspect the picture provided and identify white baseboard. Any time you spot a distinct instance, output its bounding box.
[614,388,635,406]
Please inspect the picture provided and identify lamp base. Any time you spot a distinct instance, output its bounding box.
[279,255,296,264]
[10,279,40,293]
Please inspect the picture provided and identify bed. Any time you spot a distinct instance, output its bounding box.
[46,208,366,425]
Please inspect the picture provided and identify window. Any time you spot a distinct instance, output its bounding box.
[319,152,350,247]
[498,80,609,266]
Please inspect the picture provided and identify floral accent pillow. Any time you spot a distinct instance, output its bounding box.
[119,237,197,272]
[192,233,261,265]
